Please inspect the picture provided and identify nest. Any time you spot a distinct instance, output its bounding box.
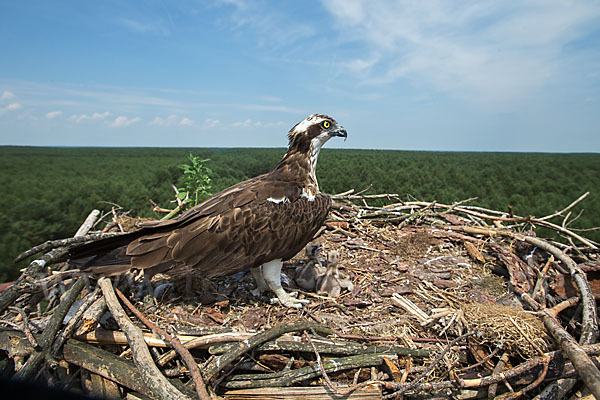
[1,191,599,399]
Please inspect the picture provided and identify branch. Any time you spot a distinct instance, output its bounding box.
[1,247,69,314]
[115,288,211,400]
[13,231,130,263]
[537,192,590,221]
[97,277,189,400]
[62,339,193,399]
[12,278,85,381]
[74,209,101,237]
[51,287,101,356]
[203,321,332,381]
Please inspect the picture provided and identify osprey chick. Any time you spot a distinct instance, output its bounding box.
[71,114,347,308]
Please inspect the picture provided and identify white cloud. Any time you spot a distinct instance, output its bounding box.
[117,17,170,37]
[150,115,195,127]
[110,116,141,127]
[92,111,111,119]
[149,114,179,127]
[202,118,221,129]
[264,121,287,128]
[232,119,253,127]
[179,117,194,127]
[0,103,21,115]
[232,119,267,128]
[45,111,62,119]
[68,111,111,123]
[1,91,15,101]
[321,0,600,103]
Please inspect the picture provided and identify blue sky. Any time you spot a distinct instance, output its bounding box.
[1,1,599,152]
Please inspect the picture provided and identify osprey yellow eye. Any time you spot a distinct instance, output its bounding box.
[322,121,331,129]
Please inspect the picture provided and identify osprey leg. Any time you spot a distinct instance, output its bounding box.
[250,266,268,296]
[262,259,309,309]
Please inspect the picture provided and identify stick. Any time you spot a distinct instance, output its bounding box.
[74,296,107,336]
[450,225,599,345]
[538,308,600,398]
[74,209,100,237]
[115,288,211,400]
[538,192,589,221]
[203,321,332,381]
[51,287,101,356]
[12,278,85,381]
[159,333,269,366]
[62,339,194,399]
[0,247,69,314]
[13,231,129,263]
[97,277,189,400]
[8,306,40,350]
[303,330,382,396]
[487,352,509,399]
[209,338,431,358]
[75,328,247,350]
[225,353,391,389]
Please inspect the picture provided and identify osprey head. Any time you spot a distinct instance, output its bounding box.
[287,114,347,153]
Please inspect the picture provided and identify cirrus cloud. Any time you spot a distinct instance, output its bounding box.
[321,0,600,103]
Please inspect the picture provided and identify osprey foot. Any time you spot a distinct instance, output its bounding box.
[270,291,310,309]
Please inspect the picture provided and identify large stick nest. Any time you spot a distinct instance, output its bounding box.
[0,191,599,399]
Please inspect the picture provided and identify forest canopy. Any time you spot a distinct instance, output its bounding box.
[0,146,598,282]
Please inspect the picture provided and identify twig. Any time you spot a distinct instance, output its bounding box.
[8,306,40,350]
[74,209,100,237]
[97,277,189,400]
[13,232,130,263]
[1,247,68,314]
[209,338,431,358]
[51,287,101,356]
[115,288,211,400]
[74,328,207,348]
[225,353,390,389]
[62,339,194,398]
[538,307,600,398]
[488,352,509,399]
[383,332,472,398]
[203,321,332,381]
[12,278,85,381]
[537,192,589,221]
[496,356,551,400]
[74,296,107,336]
[457,345,501,373]
[158,332,258,366]
[450,225,599,345]
[303,330,382,396]
[111,206,124,232]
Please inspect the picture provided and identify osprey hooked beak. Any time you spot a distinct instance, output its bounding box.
[330,126,348,141]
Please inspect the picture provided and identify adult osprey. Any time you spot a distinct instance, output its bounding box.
[71,114,347,308]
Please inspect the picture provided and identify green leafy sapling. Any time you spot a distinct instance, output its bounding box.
[177,154,213,207]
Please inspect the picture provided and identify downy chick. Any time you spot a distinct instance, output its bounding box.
[295,244,326,291]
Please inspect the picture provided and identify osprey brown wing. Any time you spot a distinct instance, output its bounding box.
[124,177,330,277]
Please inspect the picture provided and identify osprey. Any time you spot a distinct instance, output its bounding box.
[70,114,347,308]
